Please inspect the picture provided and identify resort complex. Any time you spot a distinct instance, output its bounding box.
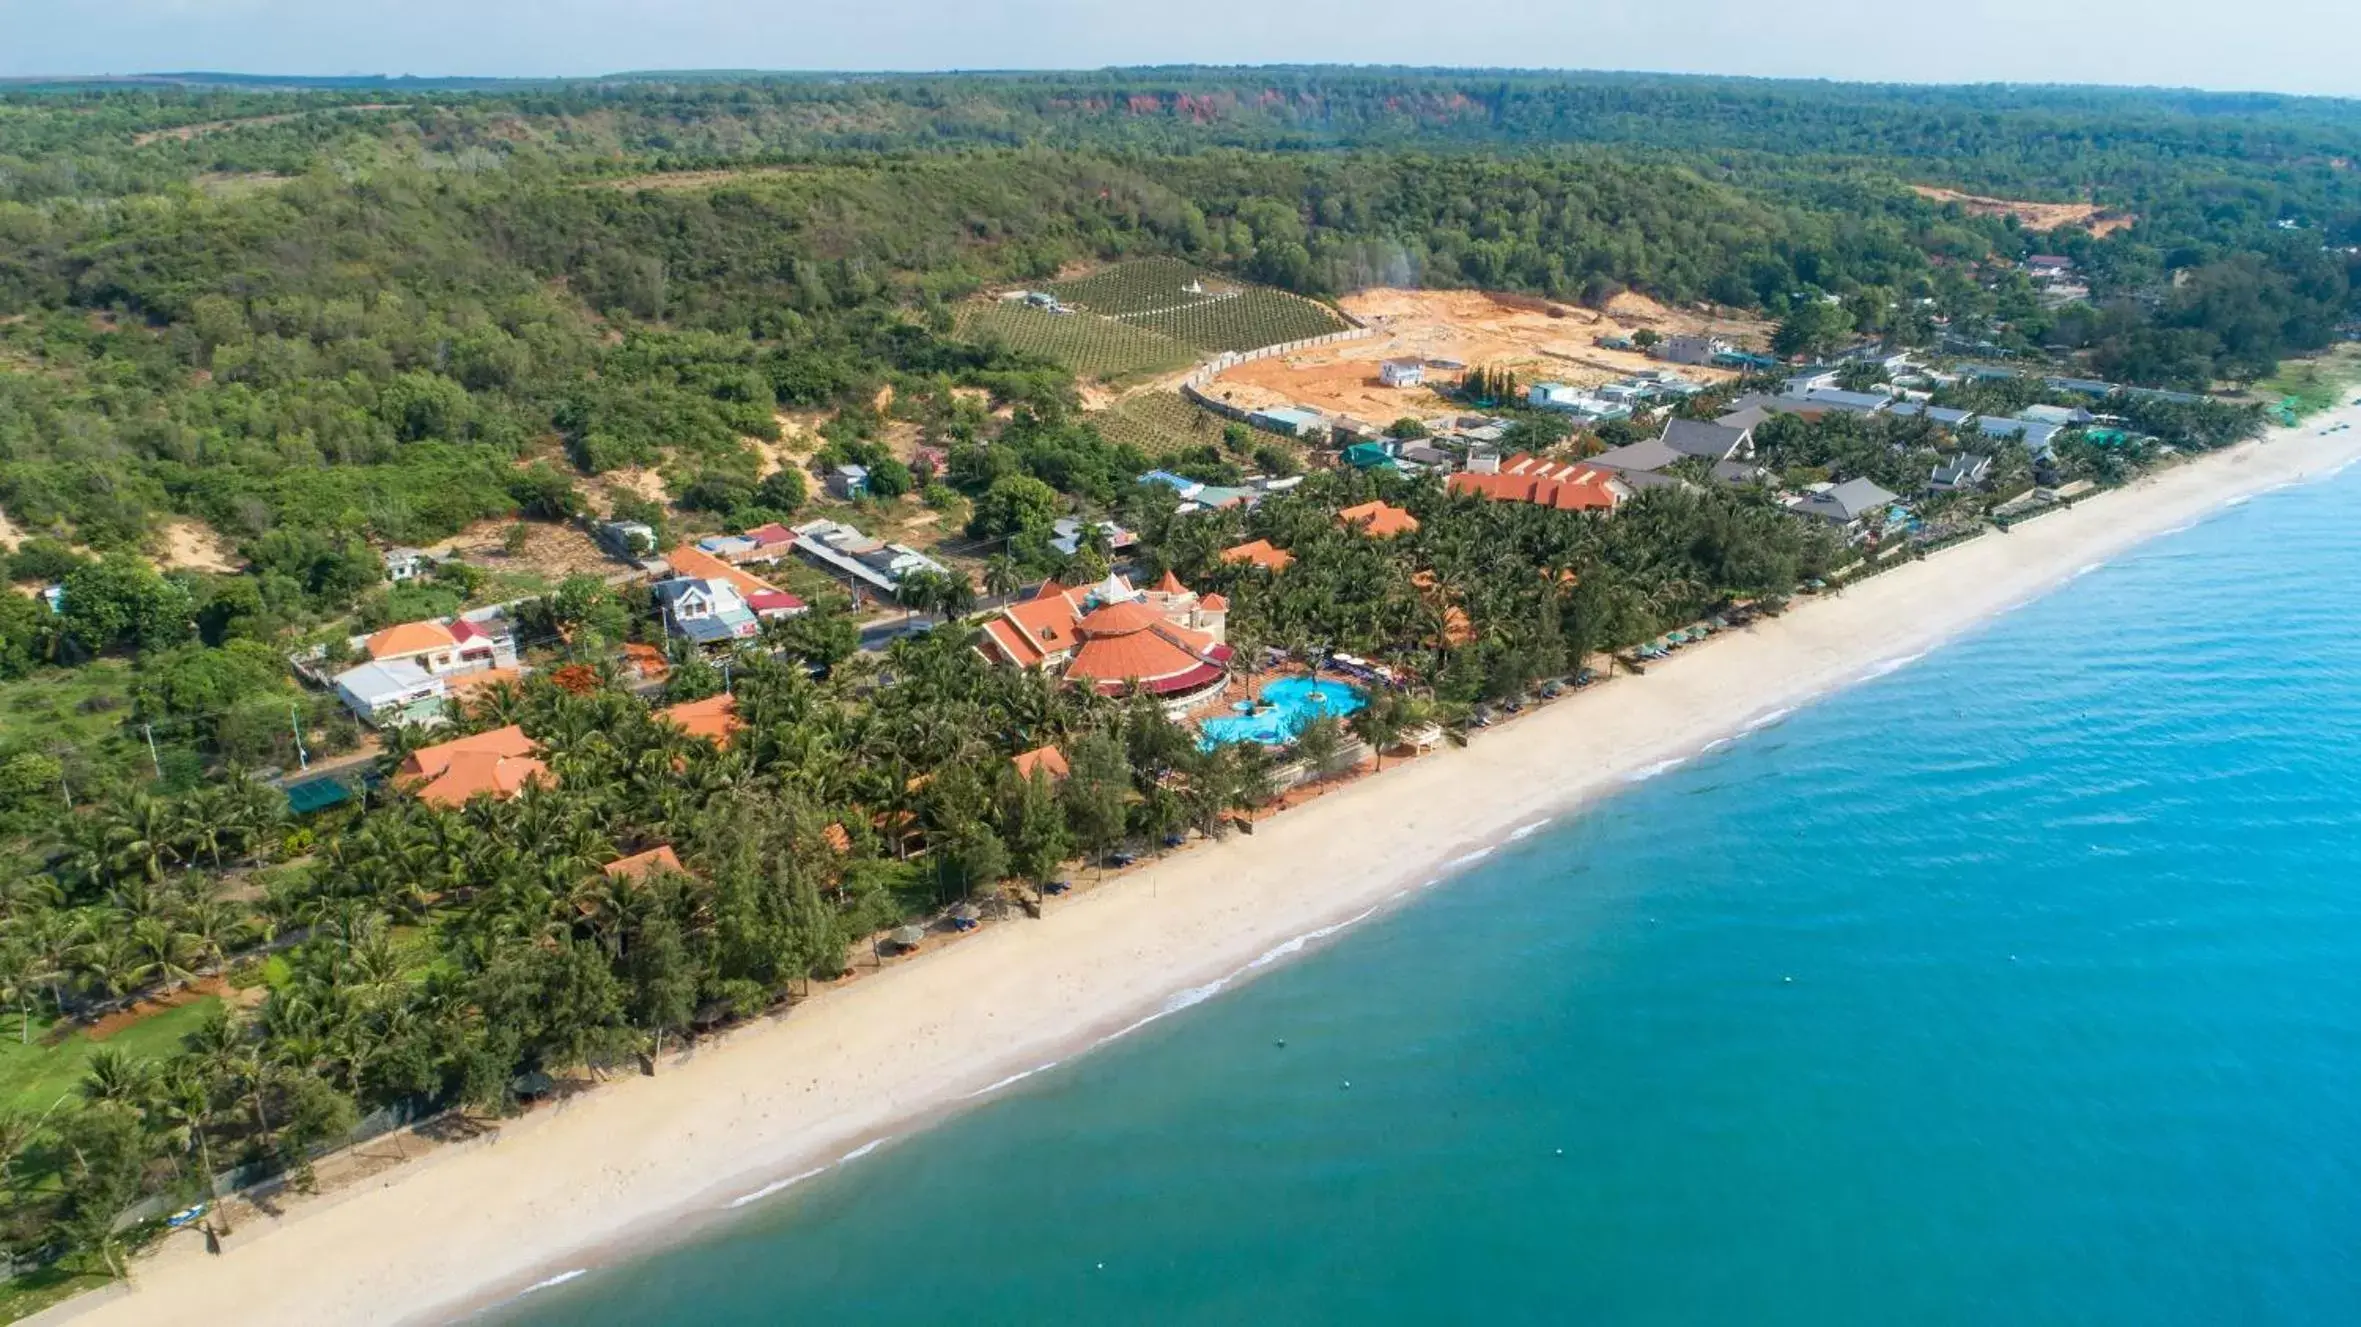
[3,65,2355,1325]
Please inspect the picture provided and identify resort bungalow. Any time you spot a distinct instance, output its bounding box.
[1379,358,1426,388]
[1221,538,1295,573]
[1788,478,1901,539]
[1339,500,1419,538]
[1341,441,1398,471]
[398,725,549,808]
[1930,453,1995,491]
[656,692,741,744]
[657,546,806,645]
[973,572,1233,710]
[1449,454,1630,512]
[603,845,688,883]
[1011,744,1070,784]
[791,519,949,596]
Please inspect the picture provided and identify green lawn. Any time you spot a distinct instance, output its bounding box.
[0,1264,111,1324]
[2253,346,2361,420]
[0,996,224,1115]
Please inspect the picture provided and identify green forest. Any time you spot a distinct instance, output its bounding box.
[0,67,2357,1308]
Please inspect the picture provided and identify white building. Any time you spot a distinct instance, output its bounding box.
[1379,358,1426,388]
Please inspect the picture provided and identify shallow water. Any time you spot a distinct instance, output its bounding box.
[501,467,2361,1325]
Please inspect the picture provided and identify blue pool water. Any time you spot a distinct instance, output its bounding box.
[1196,675,1368,747]
[505,463,2361,1326]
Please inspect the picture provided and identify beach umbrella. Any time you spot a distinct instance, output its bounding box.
[951,902,981,923]
[892,925,926,949]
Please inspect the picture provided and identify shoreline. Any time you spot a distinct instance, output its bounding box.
[44,405,2361,1327]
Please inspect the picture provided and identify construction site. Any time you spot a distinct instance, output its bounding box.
[1201,288,1772,419]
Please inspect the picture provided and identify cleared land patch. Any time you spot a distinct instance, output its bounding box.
[1206,287,1764,420]
[1910,186,2135,236]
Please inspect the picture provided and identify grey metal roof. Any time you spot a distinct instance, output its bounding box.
[1793,477,1900,523]
[1660,418,1753,461]
[1586,439,1686,473]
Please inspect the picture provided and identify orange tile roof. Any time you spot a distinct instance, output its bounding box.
[657,692,740,744]
[443,666,521,696]
[1154,569,1188,594]
[399,725,548,807]
[1220,539,1294,572]
[1012,744,1070,782]
[666,544,781,600]
[366,620,459,661]
[400,724,536,780]
[1199,592,1229,612]
[977,583,1097,669]
[603,845,686,881]
[1067,624,1214,689]
[1448,455,1622,512]
[1339,500,1420,537]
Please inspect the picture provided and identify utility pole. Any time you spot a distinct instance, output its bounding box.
[289,704,310,771]
[143,723,163,779]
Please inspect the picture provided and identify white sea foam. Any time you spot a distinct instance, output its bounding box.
[1741,707,1795,733]
[1506,818,1551,842]
[2225,494,2252,507]
[2070,561,2105,580]
[1858,650,1929,682]
[837,1139,887,1164]
[1442,845,1497,870]
[965,1062,1061,1100]
[1250,905,1381,970]
[518,1269,587,1295]
[728,1166,827,1208]
[1624,757,1687,783]
[1701,737,1731,754]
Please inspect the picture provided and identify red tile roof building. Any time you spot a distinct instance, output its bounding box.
[656,692,741,744]
[603,845,687,881]
[1448,454,1631,512]
[976,574,1232,705]
[1338,500,1420,537]
[1220,538,1294,572]
[398,724,550,808]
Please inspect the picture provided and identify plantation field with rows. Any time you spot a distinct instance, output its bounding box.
[1126,288,1352,353]
[952,302,1197,383]
[1090,391,1227,455]
[1044,257,1234,316]
[1089,391,1310,462]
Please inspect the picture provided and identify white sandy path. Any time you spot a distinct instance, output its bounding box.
[51,407,2361,1327]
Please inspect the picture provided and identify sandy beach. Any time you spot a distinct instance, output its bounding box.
[44,404,2361,1327]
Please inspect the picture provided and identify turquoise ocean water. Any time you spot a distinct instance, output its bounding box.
[501,467,2361,1325]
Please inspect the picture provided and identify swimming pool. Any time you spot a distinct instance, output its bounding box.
[1197,675,1369,748]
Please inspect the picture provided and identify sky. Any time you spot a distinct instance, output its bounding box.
[2,0,2357,98]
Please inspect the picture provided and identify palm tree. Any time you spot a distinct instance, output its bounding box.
[156,1063,230,1235]
[1349,691,1409,771]
[982,555,1023,600]
[80,1046,158,1111]
[174,785,238,872]
[103,790,180,886]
